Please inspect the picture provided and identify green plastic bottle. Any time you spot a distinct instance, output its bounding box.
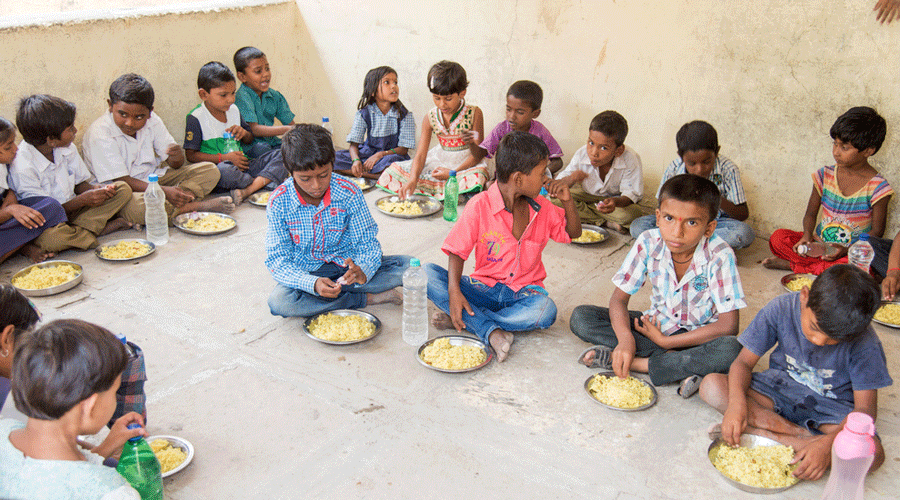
[116,424,164,500]
[443,170,459,222]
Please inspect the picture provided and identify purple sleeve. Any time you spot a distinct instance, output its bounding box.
[535,122,563,158]
[478,122,507,158]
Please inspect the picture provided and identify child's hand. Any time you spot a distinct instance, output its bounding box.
[461,130,480,145]
[820,244,847,262]
[363,154,381,172]
[431,167,450,181]
[398,180,418,200]
[339,258,368,286]
[545,180,571,201]
[227,125,250,143]
[595,199,616,214]
[882,270,900,300]
[161,185,195,207]
[634,315,667,347]
[874,0,900,23]
[448,287,474,331]
[314,277,342,298]
[166,143,185,165]
[611,341,635,379]
[791,435,832,480]
[792,235,815,254]
[95,412,146,458]
[7,204,46,229]
[720,407,747,446]
[351,160,365,178]
[79,186,114,207]
[224,151,249,170]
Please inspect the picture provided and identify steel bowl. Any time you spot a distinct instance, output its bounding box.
[173,212,237,236]
[146,434,194,478]
[417,335,493,373]
[95,238,156,262]
[707,433,801,494]
[872,299,900,329]
[302,309,382,345]
[11,260,84,297]
[780,273,816,293]
[583,371,658,411]
[375,195,442,219]
[572,224,610,245]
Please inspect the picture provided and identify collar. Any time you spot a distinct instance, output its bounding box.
[485,182,541,215]
[20,142,57,173]
[292,179,332,207]
[647,230,710,267]
[104,112,132,140]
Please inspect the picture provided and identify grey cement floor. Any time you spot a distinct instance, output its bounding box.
[2,188,898,499]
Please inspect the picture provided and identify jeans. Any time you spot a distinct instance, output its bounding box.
[629,213,755,250]
[215,147,288,191]
[425,263,557,344]
[268,255,411,317]
[569,305,742,386]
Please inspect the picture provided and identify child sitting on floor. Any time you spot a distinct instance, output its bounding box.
[547,110,644,233]
[9,95,133,254]
[629,120,754,249]
[572,174,745,396]
[700,265,890,480]
[334,66,416,179]
[763,106,893,274]
[266,124,411,317]
[0,319,148,499]
[0,117,66,264]
[377,60,489,200]
[233,46,296,151]
[426,132,581,362]
[470,80,564,174]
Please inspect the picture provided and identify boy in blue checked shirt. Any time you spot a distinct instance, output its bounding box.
[265,124,411,317]
[571,174,745,396]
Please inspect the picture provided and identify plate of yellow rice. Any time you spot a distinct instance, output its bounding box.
[417,335,492,372]
[147,435,193,478]
[873,300,900,329]
[583,372,657,411]
[572,224,610,245]
[302,309,382,345]
[708,433,800,493]
[174,212,237,236]
[780,273,816,293]
[11,260,84,297]
[248,191,271,207]
[95,239,156,261]
[375,195,442,219]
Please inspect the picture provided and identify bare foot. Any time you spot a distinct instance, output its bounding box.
[230,189,244,206]
[99,217,133,236]
[21,243,55,263]
[489,330,514,362]
[189,195,236,215]
[761,257,791,270]
[605,221,628,234]
[367,288,402,306]
[431,311,453,330]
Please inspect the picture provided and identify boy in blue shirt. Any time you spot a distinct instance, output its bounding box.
[700,265,890,480]
[265,124,410,317]
[233,46,295,151]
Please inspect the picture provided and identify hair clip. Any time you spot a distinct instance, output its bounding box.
[27,298,43,321]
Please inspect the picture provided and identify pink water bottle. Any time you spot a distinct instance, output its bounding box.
[821,412,876,500]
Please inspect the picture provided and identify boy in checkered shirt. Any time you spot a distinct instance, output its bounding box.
[571,174,746,396]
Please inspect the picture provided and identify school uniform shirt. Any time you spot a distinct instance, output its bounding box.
[9,142,92,203]
[0,163,8,198]
[235,84,295,148]
[478,119,563,159]
[556,144,643,202]
[441,182,571,292]
[184,103,252,155]
[265,174,381,295]
[83,112,174,183]
[656,155,746,207]
[345,103,416,149]
[739,293,892,406]
[612,228,746,335]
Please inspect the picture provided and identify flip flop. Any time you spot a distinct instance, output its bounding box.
[578,345,613,369]
[678,374,702,398]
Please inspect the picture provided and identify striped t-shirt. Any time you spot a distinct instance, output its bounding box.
[813,165,893,244]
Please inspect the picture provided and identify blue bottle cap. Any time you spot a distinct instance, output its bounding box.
[148,174,159,183]
[449,170,457,177]
[322,117,329,123]
[858,233,869,241]
[126,423,144,442]
[410,258,421,267]
[115,332,127,345]
[540,186,548,196]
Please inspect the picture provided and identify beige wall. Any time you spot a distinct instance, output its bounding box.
[2,0,899,237]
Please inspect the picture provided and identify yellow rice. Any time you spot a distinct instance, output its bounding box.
[713,443,799,488]
[420,337,486,370]
[99,240,151,260]
[587,374,653,409]
[874,303,900,325]
[573,229,605,243]
[379,200,423,215]
[150,439,187,473]
[308,313,375,342]
[785,276,814,292]
[12,263,80,290]
[181,214,235,232]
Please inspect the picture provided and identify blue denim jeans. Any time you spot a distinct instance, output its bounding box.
[268,255,412,317]
[425,263,557,344]
[629,213,755,250]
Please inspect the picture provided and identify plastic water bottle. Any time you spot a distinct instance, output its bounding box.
[321,117,333,136]
[821,412,876,500]
[443,170,459,222]
[402,258,428,346]
[222,132,241,155]
[848,233,875,274]
[144,174,168,246]
[117,424,164,500]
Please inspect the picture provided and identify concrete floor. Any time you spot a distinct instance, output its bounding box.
[2,188,898,500]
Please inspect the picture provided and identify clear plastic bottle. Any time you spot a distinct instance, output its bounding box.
[797,241,840,258]
[821,412,876,500]
[222,132,240,154]
[443,170,459,222]
[402,258,428,346]
[117,424,164,500]
[848,233,875,274]
[321,117,333,136]
[144,174,169,246]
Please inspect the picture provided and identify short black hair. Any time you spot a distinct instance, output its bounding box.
[198,61,236,92]
[830,106,887,154]
[427,60,468,95]
[109,73,155,109]
[495,131,549,183]
[658,173,721,222]
[281,124,335,172]
[233,46,266,74]
[16,94,76,147]
[0,283,40,347]
[12,319,126,420]
[0,116,16,144]
[589,111,629,146]
[676,120,720,157]
[807,264,880,342]
[507,80,543,110]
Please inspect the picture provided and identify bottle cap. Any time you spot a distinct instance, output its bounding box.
[322,117,329,123]
[115,332,127,345]
[858,233,870,241]
[449,170,457,177]
[410,258,420,267]
[148,174,159,183]
[223,132,229,139]
[126,423,144,443]
[833,412,876,460]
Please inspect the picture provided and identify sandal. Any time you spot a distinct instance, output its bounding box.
[678,374,702,398]
[578,345,613,369]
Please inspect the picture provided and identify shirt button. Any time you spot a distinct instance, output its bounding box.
[509,273,513,276]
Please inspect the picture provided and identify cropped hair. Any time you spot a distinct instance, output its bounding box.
[507,80,543,110]
[658,174,721,222]
[0,116,16,144]
[16,95,76,147]
[589,111,629,146]
[676,120,720,157]
[109,73,155,109]
[12,319,126,420]
[197,61,236,92]
[495,131,549,183]
[807,264,880,342]
[830,106,887,154]
[0,284,40,346]
[281,124,336,172]
[357,66,408,119]
[427,60,468,95]
[233,46,266,73]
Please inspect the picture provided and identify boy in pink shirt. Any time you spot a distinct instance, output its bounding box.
[427,131,581,361]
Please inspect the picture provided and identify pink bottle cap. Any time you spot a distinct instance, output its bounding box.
[833,412,876,460]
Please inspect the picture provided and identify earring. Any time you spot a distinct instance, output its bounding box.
[0,349,8,357]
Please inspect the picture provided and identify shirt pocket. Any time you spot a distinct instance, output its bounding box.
[324,220,346,248]
[518,240,544,274]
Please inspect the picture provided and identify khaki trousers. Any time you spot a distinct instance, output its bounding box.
[120,162,220,225]
[552,185,646,227]
[35,181,132,252]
